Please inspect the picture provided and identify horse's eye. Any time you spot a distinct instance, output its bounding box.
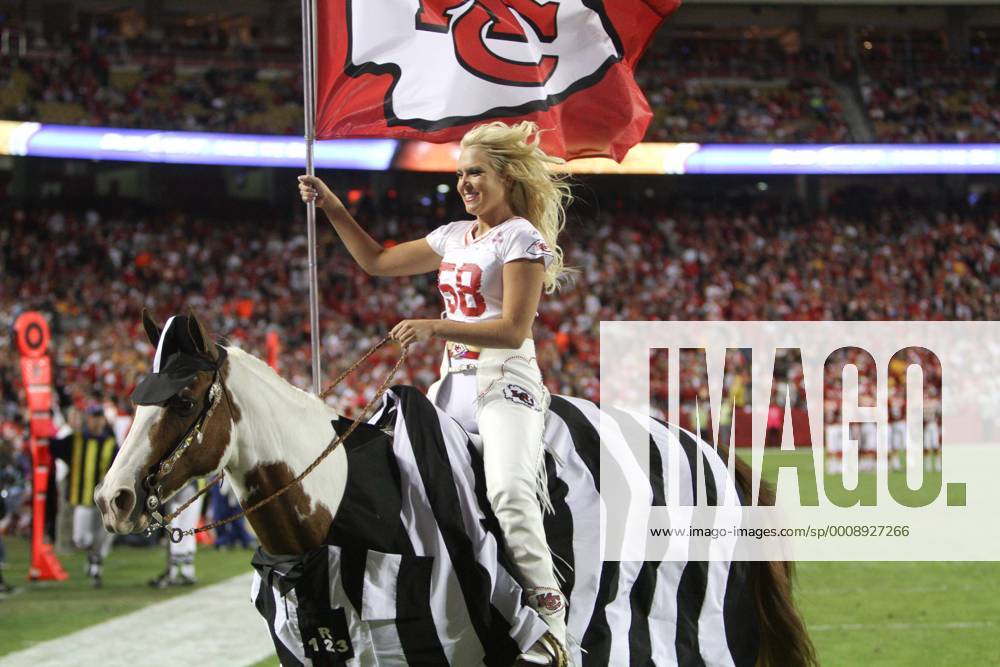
[173,397,196,416]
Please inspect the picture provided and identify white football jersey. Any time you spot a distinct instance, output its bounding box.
[425,217,553,323]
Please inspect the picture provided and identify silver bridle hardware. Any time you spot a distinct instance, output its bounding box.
[142,378,225,542]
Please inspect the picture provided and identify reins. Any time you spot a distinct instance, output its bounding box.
[148,336,406,543]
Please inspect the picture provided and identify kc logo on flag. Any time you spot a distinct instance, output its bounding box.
[315,0,681,160]
[414,0,562,87]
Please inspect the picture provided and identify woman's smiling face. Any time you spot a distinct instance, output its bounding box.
[456,147,509,221]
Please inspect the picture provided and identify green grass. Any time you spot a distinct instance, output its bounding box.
[2,452,998,665]
[0,536,255,655]
[797,561,1000,665]
[754,449,1000,665]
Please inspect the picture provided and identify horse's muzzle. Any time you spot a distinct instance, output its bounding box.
[95,481,149,534]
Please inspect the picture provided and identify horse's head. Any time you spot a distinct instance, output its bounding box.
[96,309,240,535]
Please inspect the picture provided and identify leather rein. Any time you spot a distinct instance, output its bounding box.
[143,336,406,543]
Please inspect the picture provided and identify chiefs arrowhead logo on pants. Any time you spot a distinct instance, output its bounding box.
[527,587,566,615]
[503,383,540,410]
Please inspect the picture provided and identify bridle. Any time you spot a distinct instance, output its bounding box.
[143,336,407,543]
[142,361,228,540]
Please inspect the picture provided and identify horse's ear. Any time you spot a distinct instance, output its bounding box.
[142,309,162,347]
[186,308,218,361]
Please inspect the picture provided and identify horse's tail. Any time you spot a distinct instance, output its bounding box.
[728,450,819,667]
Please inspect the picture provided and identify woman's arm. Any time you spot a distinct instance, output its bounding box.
[391,259,544,349]
[299,175,441,277]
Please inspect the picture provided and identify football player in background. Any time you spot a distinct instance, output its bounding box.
[51,403,118,587]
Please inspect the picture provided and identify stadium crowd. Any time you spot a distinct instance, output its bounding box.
[2,186,996,432]
[0,48,302,135]
[854,28,999,143]
[858,64,998,143]
[640,74,849,143]
[2,20,995,143]
[639,38,851,143]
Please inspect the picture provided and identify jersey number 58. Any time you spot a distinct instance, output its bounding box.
[439,262,486,317]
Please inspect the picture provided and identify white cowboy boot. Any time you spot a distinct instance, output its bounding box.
[519,587,570,666]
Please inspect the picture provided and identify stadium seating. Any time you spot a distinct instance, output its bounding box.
[1,190,995,426]
[4,21,995,144]
[856,29,998,142]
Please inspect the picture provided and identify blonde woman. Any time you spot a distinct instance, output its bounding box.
[299,121,571,665]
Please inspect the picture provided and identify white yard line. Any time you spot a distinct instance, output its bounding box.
[0,574,275,667]
[806,584,956,596]
[810,621,994,632]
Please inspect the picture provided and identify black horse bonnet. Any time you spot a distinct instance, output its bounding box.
[132,315,227,406]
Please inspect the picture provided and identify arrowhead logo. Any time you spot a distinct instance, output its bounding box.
[415,0,560,86]
[345,0,622,130]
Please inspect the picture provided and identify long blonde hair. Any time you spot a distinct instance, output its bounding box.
[460,121,572,293]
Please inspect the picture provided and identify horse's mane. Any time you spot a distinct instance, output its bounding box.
[223,345,331,411]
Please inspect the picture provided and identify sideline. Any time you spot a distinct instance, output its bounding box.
[0,573,274,667]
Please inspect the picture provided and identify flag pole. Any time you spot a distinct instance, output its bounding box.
[301,0,322,395]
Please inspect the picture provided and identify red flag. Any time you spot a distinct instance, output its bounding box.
[314,0,680,161]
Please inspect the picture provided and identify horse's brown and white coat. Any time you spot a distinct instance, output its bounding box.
[98,343,347,556]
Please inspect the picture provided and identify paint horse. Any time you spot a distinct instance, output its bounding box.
[96,311,815,667]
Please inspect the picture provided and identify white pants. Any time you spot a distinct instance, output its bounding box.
[427,339,560,598]
[73,505,114,561]
[889,422,906,452]
[924,420,941,451]
[860,423,878,453]
[166,483,203,576]
[825,424,843,453]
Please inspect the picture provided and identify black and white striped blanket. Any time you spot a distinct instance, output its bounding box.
[251,386,758,666]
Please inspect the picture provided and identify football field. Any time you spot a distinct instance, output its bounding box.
[2,452,998,666]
